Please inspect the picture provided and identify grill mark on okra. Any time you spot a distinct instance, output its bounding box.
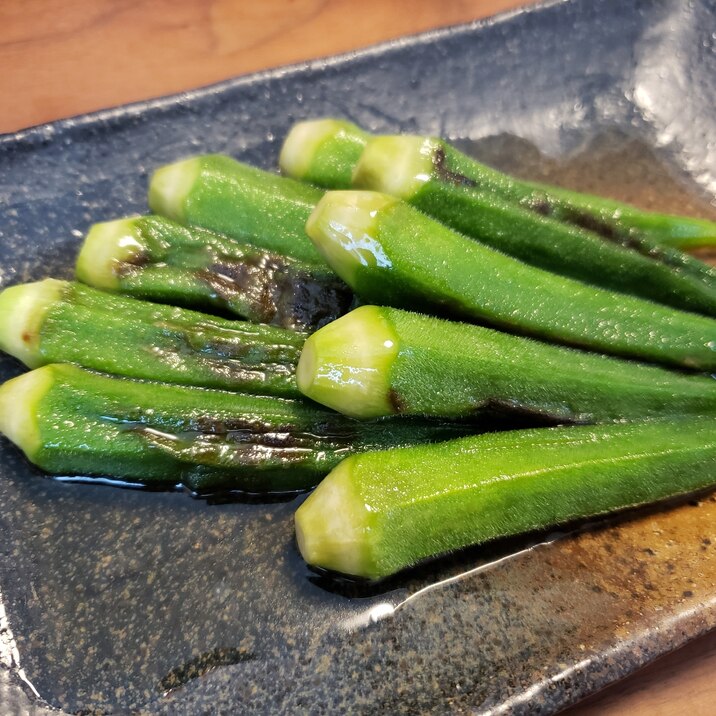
[433,148,478,188]
[522,195,628,244]
[386,390,574,424]
[146,344,294,384]
[133,421,360,460]
[135,427,322,466]
[388,389,407,413]
[196,258,352,331]
[157,322,300,361]
[188,415,294,434]
[561,207,625,243]
[481,398,588,425]
[522,195,692,273]
[564,209,691,271]
[197,255,280,322]
[114,252,152,275]
[181,414,362,440]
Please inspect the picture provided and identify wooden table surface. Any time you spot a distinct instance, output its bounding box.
[2,1,715,714]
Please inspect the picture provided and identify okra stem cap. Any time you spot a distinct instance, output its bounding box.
[76,218,145,290]
[295,457,374,578]
[352,135,437,199]
[296,305,399,419]
[305,190,397,286]
[148,156,201,222]
[279,119,367,180]
[0,279,65,368]
[0,365,54,459]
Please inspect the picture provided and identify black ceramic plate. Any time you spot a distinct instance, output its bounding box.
[2,0,715,713]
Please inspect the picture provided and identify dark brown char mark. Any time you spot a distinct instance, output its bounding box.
[196,253,353,331]
[114,250,152,276]
[433,145,698,276]
[433,147,478,188]
[521,193,697,274]
[388,388,407,413]
[132,425,352,470]
[182,413,361,442]
[156,320,302,362]
[481,397,586,426]
[145,344,295,386]
[387,386,586,426]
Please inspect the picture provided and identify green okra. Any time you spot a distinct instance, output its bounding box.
[297,305,716,421]
[540,185,716,251]
[305,191,716,371]
[76,215,352,331]
[280,118,716,251]
[0,279,305,397]
[295,416,716,579]
[148,155,324,265]
[280,118,370,188]
[281,121,716,314]
[351,137,716,316]
[0,364,473,494]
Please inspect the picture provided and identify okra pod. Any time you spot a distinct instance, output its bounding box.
[305,192,716,370]
[282,122,715,313]
[148,155,324,265]
[540,185,716,251]
[351,137,716,315]
[76,215,352,331]
[280,118,370,188]
[295,417,716,579]
[0,279,304,397]
[297,306,716,421]
[281,118,716,250]
[0,364,472,494]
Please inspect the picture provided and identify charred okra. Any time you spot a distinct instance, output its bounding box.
[0,279,305,397]
[0,364,474,494]
[352,137,716,315]
[76,215,352,331]
[281,121,716,314]
[281,118,716,250]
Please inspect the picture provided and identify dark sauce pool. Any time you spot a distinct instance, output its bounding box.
[1,132,715,714]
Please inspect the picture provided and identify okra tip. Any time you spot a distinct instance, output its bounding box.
[148,156,201,222]
[295,457,373,578]
[305,190,397,285]
[0,279,66,368]
[296,305,399,418]
[280,118,366,180]
[76,217,146,289]
[0,365,54,459]
[352,135,437,198]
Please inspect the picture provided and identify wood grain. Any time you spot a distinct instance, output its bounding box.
[1,0,529,133]
[2,1,715,714]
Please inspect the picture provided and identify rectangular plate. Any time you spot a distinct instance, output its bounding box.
[1,0,715,713]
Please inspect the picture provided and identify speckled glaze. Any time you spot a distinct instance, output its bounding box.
[1,0,715,713]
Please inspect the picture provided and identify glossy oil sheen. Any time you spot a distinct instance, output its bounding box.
[1,0,716,713]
